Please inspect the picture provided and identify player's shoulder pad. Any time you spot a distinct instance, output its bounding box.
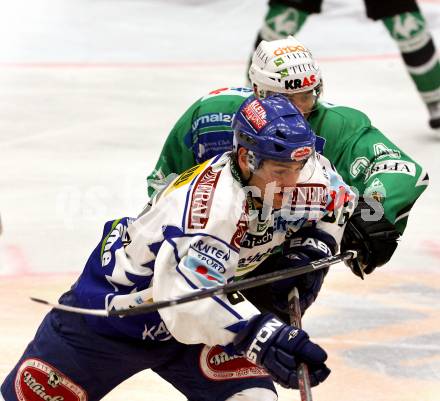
[187,87,253,135]
[318,100,372,129]
[200,87,253,102]
[175,154,246,238]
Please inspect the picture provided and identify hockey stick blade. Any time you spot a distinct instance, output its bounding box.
[30,297,109,317]
[30,251,356,318]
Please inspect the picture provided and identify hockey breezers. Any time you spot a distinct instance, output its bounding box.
[30,251,356,318]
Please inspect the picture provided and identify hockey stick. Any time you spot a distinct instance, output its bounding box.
[288,287,313,401]
[30,250,356,318]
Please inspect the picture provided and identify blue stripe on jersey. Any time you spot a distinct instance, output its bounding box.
[316,135,326,154]
[211,153,224,164]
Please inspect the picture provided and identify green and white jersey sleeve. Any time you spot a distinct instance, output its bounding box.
[147,90,428,235]
[308,101,429,233]
[147,87,253,197]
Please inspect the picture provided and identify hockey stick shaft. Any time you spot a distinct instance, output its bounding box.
[31,251,356,318]
[107,250,355,317]
[288,287,313,401]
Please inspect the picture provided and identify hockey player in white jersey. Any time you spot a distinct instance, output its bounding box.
[1,94,354,401]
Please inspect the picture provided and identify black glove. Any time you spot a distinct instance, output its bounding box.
[241,227,337,320]
[271,227,337,315]
[233,313,331,389]
[341,198,400,278]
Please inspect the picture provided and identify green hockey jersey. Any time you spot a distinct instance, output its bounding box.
[148,87,428,233]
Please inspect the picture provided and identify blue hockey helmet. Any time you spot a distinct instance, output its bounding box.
[232,94,316,170]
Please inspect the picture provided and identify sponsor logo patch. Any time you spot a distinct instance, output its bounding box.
[364,178,386,203]
[194,134,232,163]
[190,239,231,273]
[237,246,278,274]
[284,75,316,91]
[240,227,274,249]
[191,113,235,131]
[273,45,306,56]
[15,359,87,401]
[188,166,221,229]
[364,160,416,181]
[273,57,284,66]
[242,99,268,131]
[291,146,312,161]
[280,68,289,78]
[288,328,299,341]
[290,183,328,209]
[199,345,268,381]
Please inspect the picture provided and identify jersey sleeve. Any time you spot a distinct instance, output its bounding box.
[147,158,260,346]
[152,230,260,346]
[314,104,429,234]
[147,87,253,198]
[337,127,428,233]
[146,99,200,197]
[314,154,355,248]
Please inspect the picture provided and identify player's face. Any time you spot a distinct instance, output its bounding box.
[249,159,304,209]
[288,91,315,115]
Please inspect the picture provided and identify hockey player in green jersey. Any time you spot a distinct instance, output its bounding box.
[148,36,428,290]
[252,0,440,129]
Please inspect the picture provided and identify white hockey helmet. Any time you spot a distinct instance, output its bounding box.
[249,36,322,97]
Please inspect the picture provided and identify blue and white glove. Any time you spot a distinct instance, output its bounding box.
[233,313,331,388]
[271,227,337,315]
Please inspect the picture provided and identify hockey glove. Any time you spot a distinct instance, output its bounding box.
[270,227,337,315]
[341,199,400,278]
[233,313,330,389]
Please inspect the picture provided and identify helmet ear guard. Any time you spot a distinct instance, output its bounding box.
[246,150,260,172]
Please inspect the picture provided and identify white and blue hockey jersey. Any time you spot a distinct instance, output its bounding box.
[71,152,353,346]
